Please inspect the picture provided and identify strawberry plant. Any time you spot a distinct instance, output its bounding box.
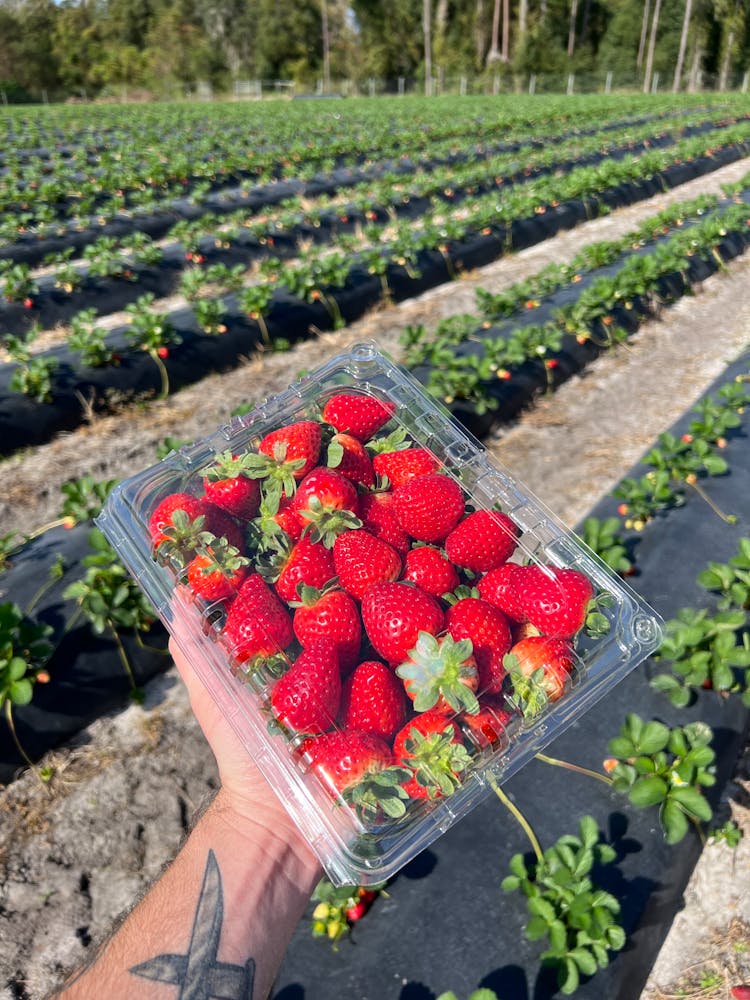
[83,236,132,281]
[238,283,274,348]
[68,307,119,368]
[193,298,228,336]
[6,326,58,403]
[1,262,37,305]
[310,878,385,945]
[59,474,119,525]
[124,293,181,399]
[580,517,633,575]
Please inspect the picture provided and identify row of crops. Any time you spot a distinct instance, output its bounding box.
[2,92,750,999]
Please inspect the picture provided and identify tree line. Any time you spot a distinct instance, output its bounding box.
[0,0,747,102]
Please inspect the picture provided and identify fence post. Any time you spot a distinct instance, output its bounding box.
[368,77,375,97]
[398,76,405,96]
[742,70,749,94]
[652,71,659,92]
[605,70,613,94]
[529,73,536,95]
[492,74,500,95]
[460,75,467,96]
[567,73,575,95]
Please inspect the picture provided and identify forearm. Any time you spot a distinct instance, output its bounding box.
[55,789,322,1000]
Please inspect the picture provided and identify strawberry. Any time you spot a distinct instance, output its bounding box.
[445,596,512,694]
[148,492,206,548]
[340,660,409,740]
[222,573,294,665]
[462,694,514,750]
[402,545,460,597]
[396,631,479,714]
[201,503,246,553]
[392,473,465,543]
[292,582,362,672]
[444,509,520,573]
[200,450,262,520]
[371,447,440,487]
[333,530,402,601]
[291,467,361,546]
[361,581,444,665]
[258,420,321,478]
[322,393,395,441]
[271,639,341,734]
[326,432,376,488]
[185,538,249,604]
[504,636,576,717]
[476,561,525,622]
[392,712,472,800]
[357,492,410,554]
[512,565,595,639]
[303,729,411,820]
[264,533,336,604]
[152,498,244,564]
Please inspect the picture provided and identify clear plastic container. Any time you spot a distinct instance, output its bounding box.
[97,341,663,885]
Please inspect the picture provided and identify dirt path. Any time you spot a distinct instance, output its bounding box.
[2,155,750,540]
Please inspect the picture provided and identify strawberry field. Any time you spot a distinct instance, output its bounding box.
[1,92,750,1000]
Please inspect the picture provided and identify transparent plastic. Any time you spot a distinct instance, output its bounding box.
[97,341,663,885]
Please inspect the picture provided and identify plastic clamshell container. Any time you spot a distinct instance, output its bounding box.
[97,341,663,886]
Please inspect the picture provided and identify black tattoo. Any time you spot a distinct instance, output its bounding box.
[130,850,255,999]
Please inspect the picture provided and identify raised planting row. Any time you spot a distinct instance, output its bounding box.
[2,129,750,458]
[0,107,739,332]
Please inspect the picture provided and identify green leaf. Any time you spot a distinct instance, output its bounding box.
[578,815,599,849]
[9,678,33,705]
[661,798,689,844]
[670,786,712,822]
[559,956,579,995]
[606,924,627,951]
[637,720,670,753]
[570,947,597,976]
[628,775,668,807]
[526,915,550,941]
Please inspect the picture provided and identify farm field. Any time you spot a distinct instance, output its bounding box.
[1,93,750,1000]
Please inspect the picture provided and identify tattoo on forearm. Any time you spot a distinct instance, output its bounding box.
[130,850,256,999]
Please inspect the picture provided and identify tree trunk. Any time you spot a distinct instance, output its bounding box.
[474,0,487,64]
[688,39,702,92]
[719,28,735,91]
[423,0,433,95]
[643,0,661,93]
[518,0,528,39]
[637,0,651,70]
[580,0,592,45]
[501,0,510,61]
[321,0,331,94]
[672,0,692,92]
[487,0,501,63]
[567,0,579,58]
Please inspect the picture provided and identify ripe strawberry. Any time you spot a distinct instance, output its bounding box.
[392,474,465,543]
[445,596,512,694]
[292,582,362,672]
[444,509,520,573]
[151,498,244,564]
[462,694,514,750]
[148,492,206,548]
[340,660,409,740]
[512,565,595,639]
[393,712,472,800]
[504,636,575,717]
[223,574,294,665]
[333,530,402,601]
[326,432,375,488]
[403,545,460,597]
[357,492,410,554]
[267,534,335,604]
[201,451,262,520]
[361,582,444,665]
[291,467,361,546]
[476,562,525,622]
[372,447,440,487]
[396,631,479,714]
[271,639,341,734]
[303,729,411,820]
[201,503,246,553]
[322,392,395,441]
[249,420,322,503]
[185,538,249,604]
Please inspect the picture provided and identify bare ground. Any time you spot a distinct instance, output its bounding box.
[1,158,750,999]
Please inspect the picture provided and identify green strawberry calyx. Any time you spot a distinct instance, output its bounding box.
[504,653,550,720]
[396,632,480,715]
[403,725,473,798]
[343,765,414,822]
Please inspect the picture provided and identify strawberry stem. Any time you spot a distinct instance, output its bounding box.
[486,770,544,864]
[4,700,49,790]
[534,751,613,786]
[684,477,737,524]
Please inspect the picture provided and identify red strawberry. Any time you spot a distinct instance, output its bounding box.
[361,582,444,665]
[504,636,575,717]
[444,509,520,573]
[512,565,595,639]
[476,562,525,622]
[201,503,246,553]
[340,660,409,740]
[223,574,294,664]
[396,631,479,714]
[272,496,304,541]
[393,712,472,800]
[326,432,375,488]
[201,451,262,520]
[403,545,460,597]
[358,492,410,554]
[185,538,249,604]
[322,393,395,441]
[271,640,341,733]
[462,694,514,750]
[303,729,410,820]
[392,474,465,543]
[445,597,512,694]
[292,583,362,672]
[372,447,440,487]
[333,530,402,601]
[151,497,244,563]
[730,988,750,1000]
[291,467,360,546]
[148,492,206,548]
[259,420,321,477]
[270,534,335,604]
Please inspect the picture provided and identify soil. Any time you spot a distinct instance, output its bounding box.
[1,155,750,999]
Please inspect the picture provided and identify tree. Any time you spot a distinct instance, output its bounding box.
[673,0,693,89]
[643,0,662,90]
[423,0,432,93]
